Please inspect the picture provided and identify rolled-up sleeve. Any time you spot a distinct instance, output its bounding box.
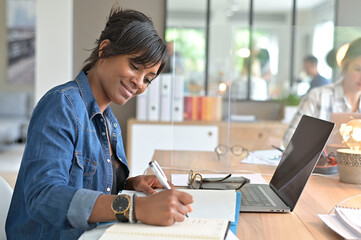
[67,189,103,230]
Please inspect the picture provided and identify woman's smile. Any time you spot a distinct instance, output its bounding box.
[120,80,134,98]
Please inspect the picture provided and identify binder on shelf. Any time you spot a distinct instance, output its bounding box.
[159,74,172,122]
[135,88,148,121]
[172,75,184,122]
[215,96,223,121]
[147,77,160,121]
[191,96,199,121]
[201,96,207,121]
[183,96,192,120]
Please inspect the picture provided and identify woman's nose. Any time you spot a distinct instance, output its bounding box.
[130,75,144,89]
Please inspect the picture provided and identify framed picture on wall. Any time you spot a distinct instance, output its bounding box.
[7,0,36,84]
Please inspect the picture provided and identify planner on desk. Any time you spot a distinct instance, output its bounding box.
[99,218,230,240]
[122,189,237,222]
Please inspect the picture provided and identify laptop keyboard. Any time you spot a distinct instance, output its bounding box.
[241,185,277,207]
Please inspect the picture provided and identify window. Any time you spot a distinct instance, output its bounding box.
[166,0,337,101]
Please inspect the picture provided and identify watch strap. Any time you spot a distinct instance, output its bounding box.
[115,212,128,222]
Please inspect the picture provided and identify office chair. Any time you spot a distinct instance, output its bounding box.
[0,176,13,240]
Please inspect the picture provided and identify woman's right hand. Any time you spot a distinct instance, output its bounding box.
[134,189,193,226]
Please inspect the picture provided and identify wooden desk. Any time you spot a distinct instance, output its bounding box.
[151,150,361,240]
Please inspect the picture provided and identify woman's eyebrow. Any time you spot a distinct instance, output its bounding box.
[148,72,157,76]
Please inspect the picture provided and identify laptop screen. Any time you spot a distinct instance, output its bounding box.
[269,115,334,211]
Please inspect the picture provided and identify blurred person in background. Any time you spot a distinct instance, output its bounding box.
[303,55,330,92]
[283,38,361,146]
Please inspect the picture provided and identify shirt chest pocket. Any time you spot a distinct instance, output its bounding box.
[68,154,98,189]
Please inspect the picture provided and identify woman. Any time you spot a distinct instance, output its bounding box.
[6,7,193,240]
[283,37,361,146]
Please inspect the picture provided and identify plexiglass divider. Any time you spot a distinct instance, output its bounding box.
[131,25,361,178]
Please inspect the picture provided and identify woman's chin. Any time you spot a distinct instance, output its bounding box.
[113,96,129,106]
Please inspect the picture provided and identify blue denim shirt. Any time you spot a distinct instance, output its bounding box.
[6,71,129,239]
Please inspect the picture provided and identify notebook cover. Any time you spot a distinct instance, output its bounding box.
[229,191,241,234]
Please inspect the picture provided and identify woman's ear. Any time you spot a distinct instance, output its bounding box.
[98,39,111,58]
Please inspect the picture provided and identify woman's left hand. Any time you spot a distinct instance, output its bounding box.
[125,175,173,195]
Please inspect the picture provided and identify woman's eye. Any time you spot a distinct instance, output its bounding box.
[130,63,138,71]
[145,78,152,85]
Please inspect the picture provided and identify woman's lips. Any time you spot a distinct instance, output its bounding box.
[120,81,134,98]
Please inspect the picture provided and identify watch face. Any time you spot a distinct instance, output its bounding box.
[112,195,130,214]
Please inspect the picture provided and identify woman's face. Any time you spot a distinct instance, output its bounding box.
[343,56,361,91]
[96,54,160,106]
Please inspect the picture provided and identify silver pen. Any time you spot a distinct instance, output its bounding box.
[149,160,171,189]
[149,160,189,217]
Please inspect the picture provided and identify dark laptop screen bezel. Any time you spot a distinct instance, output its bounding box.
[269,115,334,211]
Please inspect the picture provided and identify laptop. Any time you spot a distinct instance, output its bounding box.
[326,112,361,154]
[240,115,334,213]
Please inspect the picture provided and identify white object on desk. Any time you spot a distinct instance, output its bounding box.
[171,173,268,187]
[318,214,360,240]
[80,224,238,240]
[230,114,256,122]
[334,207,361,237]
[241,149,282,166]
[122,189,237,222]
[98,218,229,240]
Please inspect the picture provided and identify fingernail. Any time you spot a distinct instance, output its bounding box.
[187,205,193,212]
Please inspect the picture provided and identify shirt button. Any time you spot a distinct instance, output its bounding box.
[112,133,116,138]
[102,132,106,136]
[100,118,104,122]
[107,159,110,163]
[107,188,111,192]
[113,123,118,128]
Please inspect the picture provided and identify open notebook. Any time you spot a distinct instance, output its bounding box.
[319,206,361,239]
[99,218,230,240]
[122,189,237,222]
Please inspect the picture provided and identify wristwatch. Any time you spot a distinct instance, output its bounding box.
[111,194,131,222]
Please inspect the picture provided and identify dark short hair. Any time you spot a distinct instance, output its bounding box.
[82,7,167,75]
[341,37,361,72]
[303,55,318,65]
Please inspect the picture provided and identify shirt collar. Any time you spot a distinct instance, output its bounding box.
[334,79,344,100]
[75,71,102,120]
[334,79,361,111]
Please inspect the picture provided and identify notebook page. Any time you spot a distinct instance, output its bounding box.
[335,207,361,237]
[122,189,237,222]
[99,218,229,240]
[318,214,359,239]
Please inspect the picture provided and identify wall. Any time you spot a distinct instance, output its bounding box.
[73,0,165,75]
[337,0,361,27]
[72,0,166,151]
[35,0,73,102]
